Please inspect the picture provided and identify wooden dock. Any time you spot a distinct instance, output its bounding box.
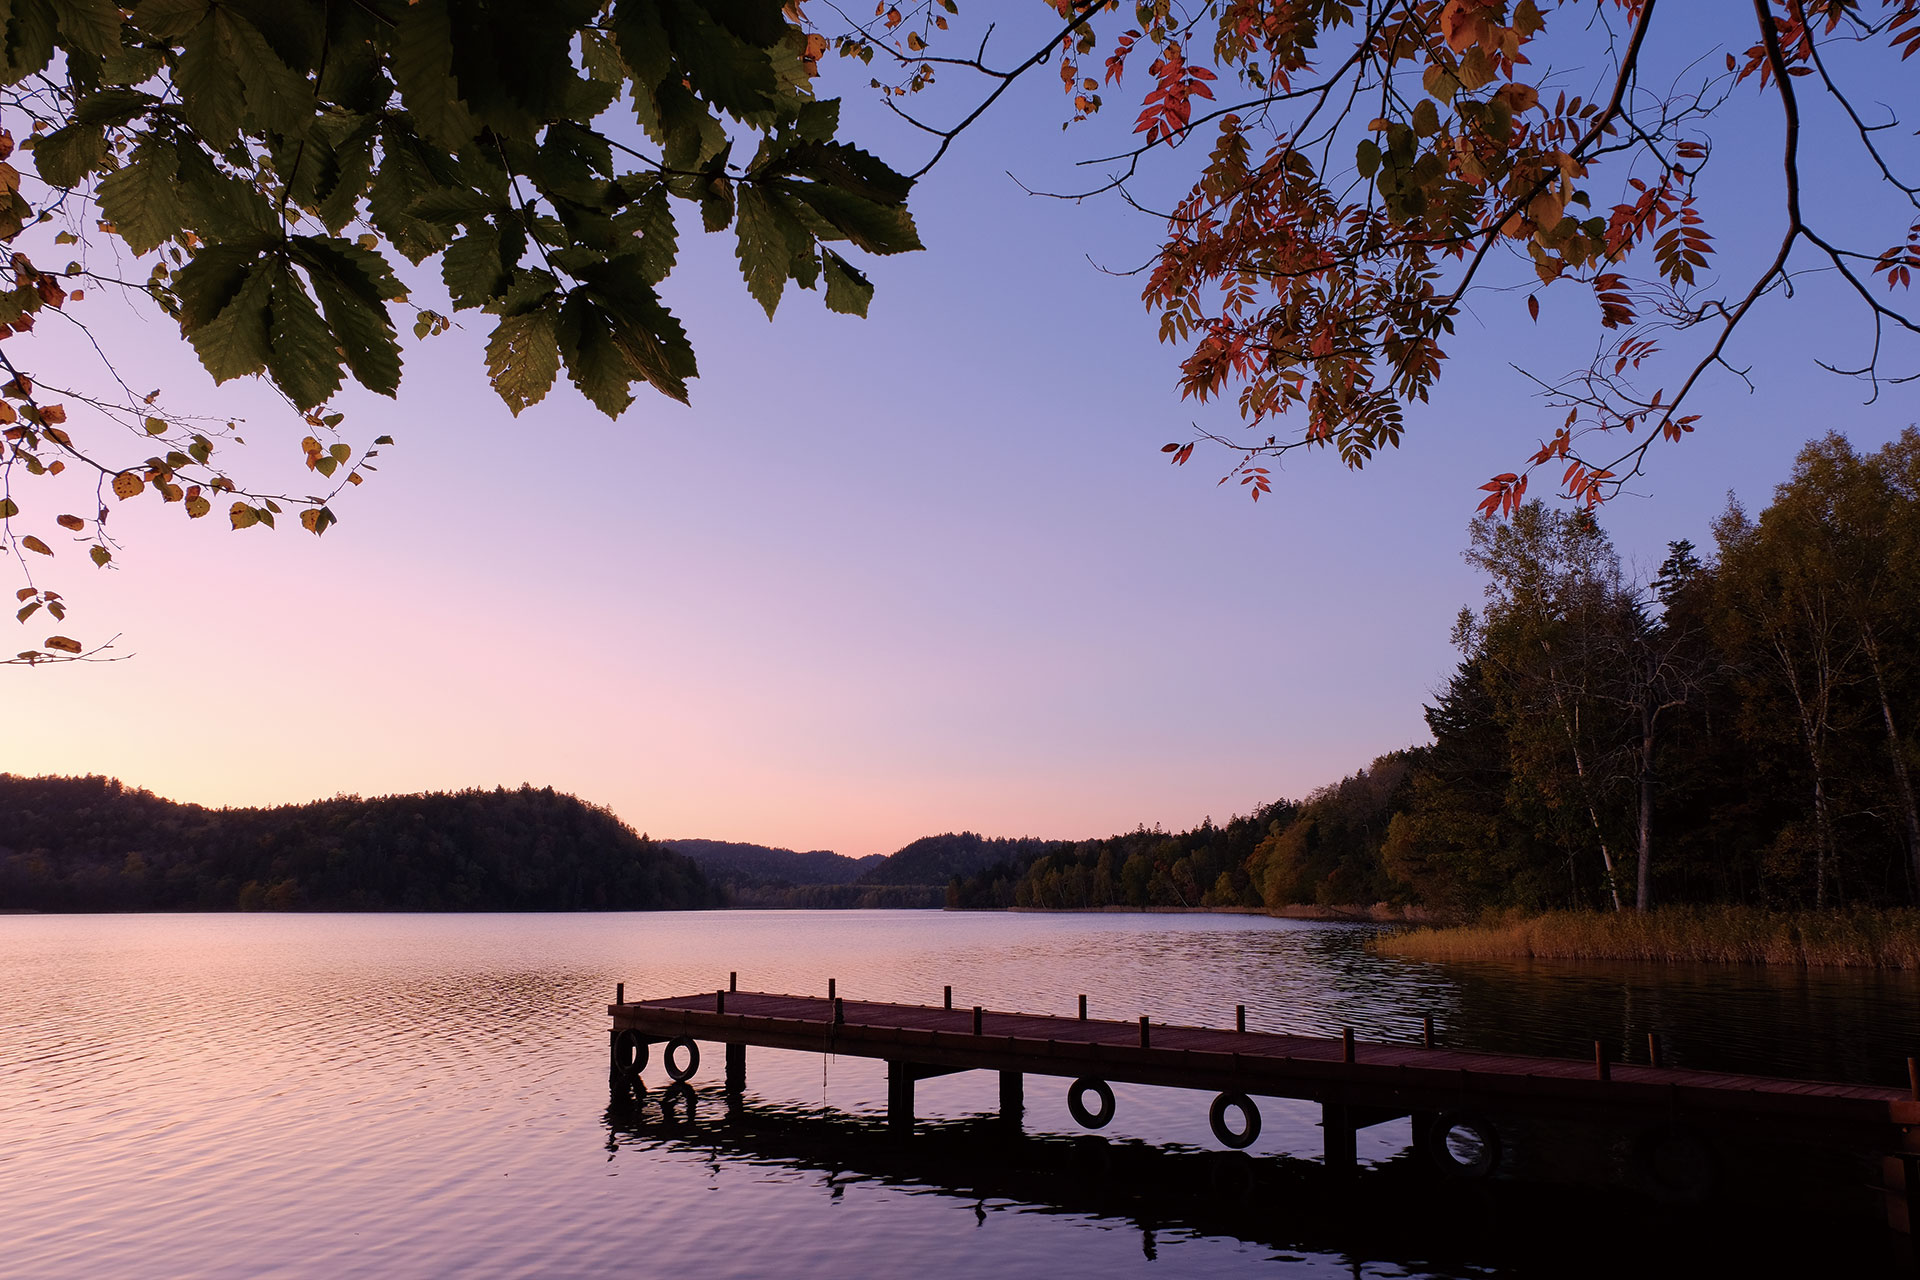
[609,982,1920,1233]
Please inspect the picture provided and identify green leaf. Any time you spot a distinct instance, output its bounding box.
[486,305,560,415]
[821,250,872,317]
[265,263,343,409]
[407,187,503,227]
[621,181,677,285]
[656,0,776,121]
[297,239,402,396]
[441,223,508,309]
[391,0,474,150]
[73,88,157,126]
[95,137,185,254]
[733,184,792,319]
[225,8,312,135]
[89,543,110,565]
[30,121,106,188]
[0,496,17,518]
[174,10,245,142]
[130,0,207,41]
[0,0,59,84]
[175,247,274,382]
[367,122,455,262]
[610,0,672,91]
[50,0,122,57]
[555,292,634,417]
[789,182,922,255]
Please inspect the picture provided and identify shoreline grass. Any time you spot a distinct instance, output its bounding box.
[1373,906,1920,969]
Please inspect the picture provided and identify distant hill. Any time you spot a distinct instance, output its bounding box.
[663,838,884,888]
[855,832,1066,887]
[0,774,721,912]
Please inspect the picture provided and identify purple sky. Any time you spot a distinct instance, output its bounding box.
[8,3,1916,855]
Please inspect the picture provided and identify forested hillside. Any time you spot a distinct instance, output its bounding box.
[951,432,1920,918]
[0,777,720,912]
[664,839,884,888]
[855,833,1066,888]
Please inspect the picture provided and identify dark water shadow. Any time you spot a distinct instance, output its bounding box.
[603,1088,1913,1279]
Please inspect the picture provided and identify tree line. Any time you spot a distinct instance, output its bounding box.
[950,432,1920,917]
[0,775,721,911]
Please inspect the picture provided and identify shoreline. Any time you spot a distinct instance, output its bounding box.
[971,903,1436,923]
[1373,906,1920,970]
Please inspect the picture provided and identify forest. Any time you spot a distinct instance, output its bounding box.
[949,432,1920,919]
[0,776,720,912]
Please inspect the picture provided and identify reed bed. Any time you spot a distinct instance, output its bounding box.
[1374,906,1920,969]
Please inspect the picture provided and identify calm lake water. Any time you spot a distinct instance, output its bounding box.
[5,910,1918,1278]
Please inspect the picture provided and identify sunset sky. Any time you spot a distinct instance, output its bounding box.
[8,4,1916,857]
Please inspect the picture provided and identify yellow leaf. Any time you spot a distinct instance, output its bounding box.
[111,472,144,500]
[185,496,210,519]
[229,502,257,530]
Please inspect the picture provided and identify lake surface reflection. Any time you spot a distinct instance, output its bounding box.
[5,910,1916,1278]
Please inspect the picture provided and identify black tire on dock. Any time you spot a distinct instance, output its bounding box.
[1424,1112,1501,1179]
[664,1036,700,1081]
[1067,1077,1116,1130]
[659,1080,697,1126]
[1207,1091,1262,1150]
[612,1028,649,1075]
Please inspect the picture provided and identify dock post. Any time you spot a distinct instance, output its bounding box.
[828,978,836,1000]
[944,985,952,1010]
[1594,1041,1611,1081]
[1236,1005,1245,1033]
[1078,995,1087,1021]
[615,982,624,1005]
[1139,1016,1151,1049]
[1342,1027,1354,1064]
[999,1070,1024,1130]
[973,1005,984,1035]
[1648,1032,1663,1068]
[729,971,737,993]
[1908,1056,1918,1102]
[725,1042,746,1096]
[1422,1015,1434,1049]
[886,1061,915,1136]
[1322,1102,1357,1172]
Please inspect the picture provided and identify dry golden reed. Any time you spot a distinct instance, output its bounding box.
[1373,907,1920,969]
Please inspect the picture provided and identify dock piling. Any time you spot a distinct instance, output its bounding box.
[1908,1056,1917,1102]
[1078,995,1087,1021]
[1422,1015,1434,1049]
[944,985,952,1010]
[886,1061,915,1136]
[1648,1032,1663,1069]
[616,982,624,1005]
[973,1005,984,1035]
[834,997,845,1025]
[725,1042,746,1094]
[716,989,725,1014]
[999,1070,1024,1129]
[1322,1102,1357,1171]
[1235,1004,1245,1033]
[1140,1016,1151,1049]
[828,978,836,1000]
[1342,1027,1355,1064]
[729,971,737,992]
[1594,1041,1611,1082]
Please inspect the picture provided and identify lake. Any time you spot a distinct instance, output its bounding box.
[5,910,1917,1277]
